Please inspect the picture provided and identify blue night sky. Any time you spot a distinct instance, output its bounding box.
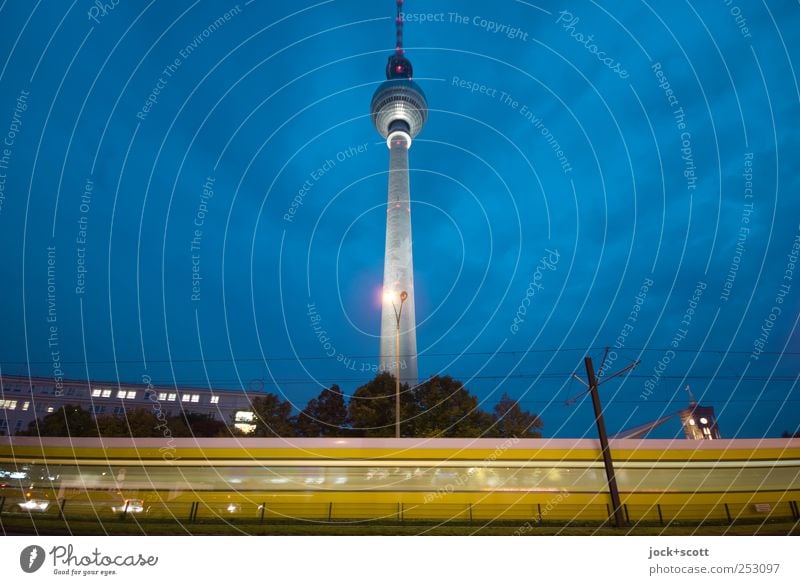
[0,1,798,439]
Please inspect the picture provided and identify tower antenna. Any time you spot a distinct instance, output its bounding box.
[385,1,413,79]
[395,0,404,56]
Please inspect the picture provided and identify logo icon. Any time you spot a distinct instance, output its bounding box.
[20,545,46,573]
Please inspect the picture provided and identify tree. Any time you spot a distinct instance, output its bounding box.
[124,408,162,437]
[93,409,226,438]
[23,405,97,437]
[95,414,128,437]
[248,393,295,437]
[170,412,228,437]
[410,376,494,437]
[348,372,414,437]
[92,409,161,437]
[489,393,543,438]
[295,385,350,437]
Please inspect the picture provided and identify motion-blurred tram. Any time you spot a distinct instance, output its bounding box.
[1,437,798,523]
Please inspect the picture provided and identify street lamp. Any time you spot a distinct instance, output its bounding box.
[384,289,408,438]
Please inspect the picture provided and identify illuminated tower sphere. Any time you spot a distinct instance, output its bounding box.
[371,52,427,385]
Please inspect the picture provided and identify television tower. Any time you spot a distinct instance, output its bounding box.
[371,0,427,385]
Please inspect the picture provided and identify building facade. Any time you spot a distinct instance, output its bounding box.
[0,374,257,436]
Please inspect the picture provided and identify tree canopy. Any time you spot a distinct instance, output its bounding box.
[488,393,544,438]
[348,372,413,437]
[407,376,495,437]
[23,404,96,437]
[295,384,350,437]
[248,393,295,437]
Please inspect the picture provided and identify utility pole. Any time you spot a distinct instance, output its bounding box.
[567,349,639,528]
[585,356,625,528]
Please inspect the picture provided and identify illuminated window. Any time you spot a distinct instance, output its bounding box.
[126,391,136,399]
[235,411,255,423]
[182,394,191,402]
[92,389,102,397]
[191,394,200,403]
[158,392,168,401]
[101,389,111,398]
[117,390,126,398]
[687,418,695,426]
[699,417,708,425]
[167,393,177,402]
[210,396,220,404]
[22,402,30,411]
[1,400,17,410]
[47,406,55,413]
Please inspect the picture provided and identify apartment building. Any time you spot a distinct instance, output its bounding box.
[0,374,258,435]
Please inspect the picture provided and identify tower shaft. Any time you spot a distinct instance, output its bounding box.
[379,132,418,384]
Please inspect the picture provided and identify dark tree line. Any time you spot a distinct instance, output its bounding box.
[20,408,229,438]
[22,374,543,439]
[253,374,543,438]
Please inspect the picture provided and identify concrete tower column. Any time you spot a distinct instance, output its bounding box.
[379,131,418,384]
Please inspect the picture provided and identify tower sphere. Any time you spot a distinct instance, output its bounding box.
[370,77,428,141]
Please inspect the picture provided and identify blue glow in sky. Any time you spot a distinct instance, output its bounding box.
[0,1,798,439]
